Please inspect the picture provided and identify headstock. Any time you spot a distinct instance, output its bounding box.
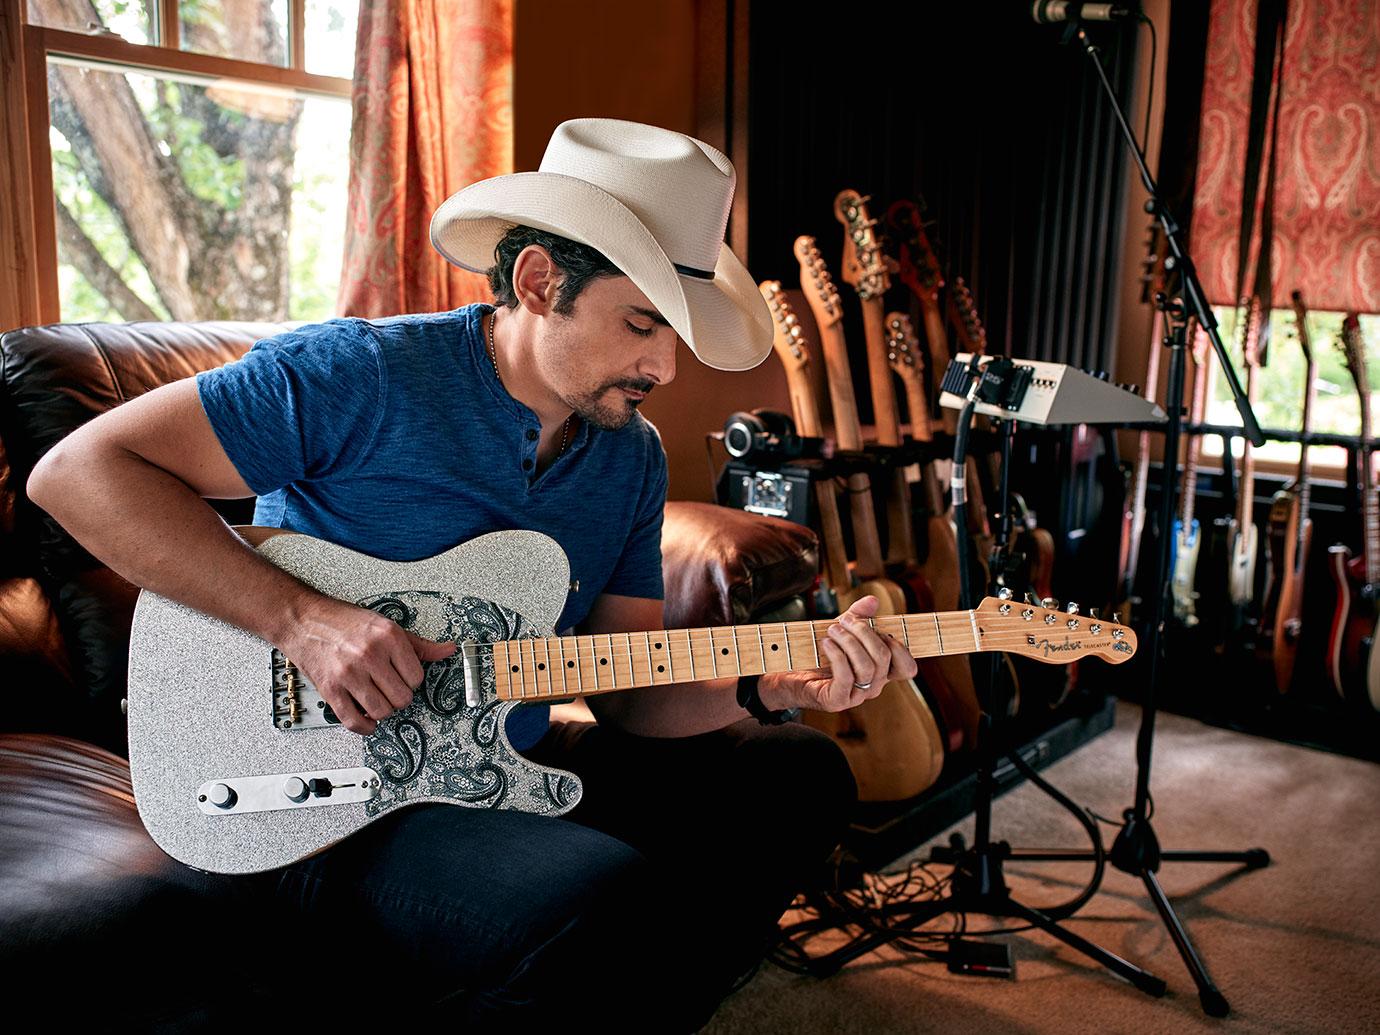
[1340,312,1369,399]
[1138,219,1163,306]
[834,189,895,301]
[885,198,944,306]
[760,279,811,376]
[974,596,1137,665]
[1241,296,1265,369]
[884,311,926,393]
[950,276,988,357]
[1288,289,1313,367]
[793,235,844,330]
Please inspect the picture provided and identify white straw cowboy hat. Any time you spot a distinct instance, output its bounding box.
[429,117,773,372]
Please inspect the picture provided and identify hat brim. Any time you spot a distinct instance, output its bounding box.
[430,171,772,372]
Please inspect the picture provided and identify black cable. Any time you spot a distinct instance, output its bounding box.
[1138,13,1158,160]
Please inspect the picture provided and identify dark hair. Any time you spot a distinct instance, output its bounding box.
[486,225,623,316]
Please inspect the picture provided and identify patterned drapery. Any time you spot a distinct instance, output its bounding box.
[337,0,513,318]
[1191,0,1380,312]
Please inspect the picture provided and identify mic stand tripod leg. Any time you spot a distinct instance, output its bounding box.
[923,396,1166,998]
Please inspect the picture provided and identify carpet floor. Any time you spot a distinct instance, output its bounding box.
[703,700,1380,1034]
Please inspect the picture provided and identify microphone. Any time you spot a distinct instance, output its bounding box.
[1031,2,1138,22]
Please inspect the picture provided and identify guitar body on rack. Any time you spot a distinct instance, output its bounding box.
[1226,301,1263,624]
[1326,313,1380,710]
[1171,324,1211,627]
[1259,292,1317,692]
[127,527,1134,875]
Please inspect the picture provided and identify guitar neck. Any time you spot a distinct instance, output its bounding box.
[1297,357,1317,516]
[494,610,986,702]
[1363,399,1378,586]
[861,299,902,446]
[1236,361,1258,529]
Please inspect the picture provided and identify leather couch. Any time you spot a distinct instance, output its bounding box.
[0,318,820,1030]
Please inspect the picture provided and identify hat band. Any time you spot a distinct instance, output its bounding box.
[674,262,716,280]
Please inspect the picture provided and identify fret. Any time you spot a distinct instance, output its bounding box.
[663,631,674,683]
[590,634,600,692]
[541,636,554,697]
[968,610,980,650]
[685,629,696,680]
[730,625,743,676]
[933,613,945,654]
[708,627,718,677]
[756,624,767,675]
[604,634,617,688]
[644,632,654,685]
[782,622,793,669]
[810,621,821,666]
[499,645,516,701]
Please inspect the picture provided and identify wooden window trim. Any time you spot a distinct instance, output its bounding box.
[3,1,350,331]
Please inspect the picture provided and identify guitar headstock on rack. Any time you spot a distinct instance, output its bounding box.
[884,311,926,394]
[834,189,894,301]
[793,235,844,331]
[950,276,988,357]
[1290,289,1313,367]
[761,279,810,376]
[1340,312,1370,404]
[886,198,944,306]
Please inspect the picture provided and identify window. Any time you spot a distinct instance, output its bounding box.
[1199,306,1380,478]
[19,1,358,325]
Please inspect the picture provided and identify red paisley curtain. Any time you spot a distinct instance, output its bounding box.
[336,0,513,318]
[1191,0,1380,313]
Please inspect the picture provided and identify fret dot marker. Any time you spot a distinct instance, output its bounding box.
[567,660,575,667]
[655,642,663,649]
[657,665,665,673]
[537,663,545,670]
[511,665,519,673]
[600,658,608,665]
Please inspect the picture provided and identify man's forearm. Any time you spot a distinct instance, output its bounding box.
[28,445,316,647]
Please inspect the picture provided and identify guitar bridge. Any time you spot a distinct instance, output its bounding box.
[271,652,340,730]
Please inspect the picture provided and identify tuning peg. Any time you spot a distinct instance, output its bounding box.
[1112,612,1122,624]
[1040,597,1057,610]
[1024,591,1037,605]
[1089,607,1101,620]
[1067,602,1080,616]
[998,586,1013,600]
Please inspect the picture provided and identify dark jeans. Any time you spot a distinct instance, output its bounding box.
[265,715,857,1031]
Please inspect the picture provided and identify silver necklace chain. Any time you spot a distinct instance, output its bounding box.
[487,308,571,456]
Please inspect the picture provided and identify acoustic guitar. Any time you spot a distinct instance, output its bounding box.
[1327,313,1380,710]
[125,527,1137,874]
[1259,291,1316,692]
[762,278,943,794]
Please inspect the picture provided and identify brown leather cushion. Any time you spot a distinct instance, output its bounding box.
[0,733,292,1026]
[662,501,819,630]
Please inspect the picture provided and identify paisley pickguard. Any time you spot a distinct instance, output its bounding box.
[353,590,581,818]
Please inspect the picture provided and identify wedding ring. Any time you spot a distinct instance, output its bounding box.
[853,680,873,690]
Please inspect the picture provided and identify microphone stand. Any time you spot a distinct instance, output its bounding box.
[1022,20,1272,1018]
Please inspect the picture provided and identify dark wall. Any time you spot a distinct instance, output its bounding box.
[745,2,1140,428]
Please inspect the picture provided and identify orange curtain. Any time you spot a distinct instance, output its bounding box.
[337,0,514,318]
[1191,0,1380,313]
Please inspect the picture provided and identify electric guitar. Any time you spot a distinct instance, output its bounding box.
[1259,291,1316,692]
[125,527,1137,875]
[763,277,944,793]
[1327,313,1380,710]
[1171,322,1210,626]
[1226,299,1263,617]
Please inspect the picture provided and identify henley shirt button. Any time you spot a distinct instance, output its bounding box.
[522,459,533,470]
[525,428,538,441]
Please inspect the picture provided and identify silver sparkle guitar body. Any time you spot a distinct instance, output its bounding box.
[126,528,581,876]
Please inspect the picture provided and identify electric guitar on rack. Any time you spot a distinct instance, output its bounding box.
[883,310,983,744]
[1119,219,1167,621]
[1226,299,1263,621]
[125,527,1138,875]
[1259,291,1317,692]
[1171,322,1210,627]
[793,235,946,798]
[1326,313,1380,711]
[762,277,942,792]
[888,198,994,597]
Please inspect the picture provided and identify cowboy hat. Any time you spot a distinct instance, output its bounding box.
[429,117,772,372]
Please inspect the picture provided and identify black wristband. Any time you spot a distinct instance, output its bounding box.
[736,673,800,726]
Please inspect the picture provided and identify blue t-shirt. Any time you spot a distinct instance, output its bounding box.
[195,301,669,750]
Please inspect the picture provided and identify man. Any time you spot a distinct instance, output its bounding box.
[28,118,917,1028]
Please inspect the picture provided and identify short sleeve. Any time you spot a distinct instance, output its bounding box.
[194,320,385,497]
[601,431,669,600]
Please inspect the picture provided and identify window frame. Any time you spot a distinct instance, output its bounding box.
[4,0,352,329]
